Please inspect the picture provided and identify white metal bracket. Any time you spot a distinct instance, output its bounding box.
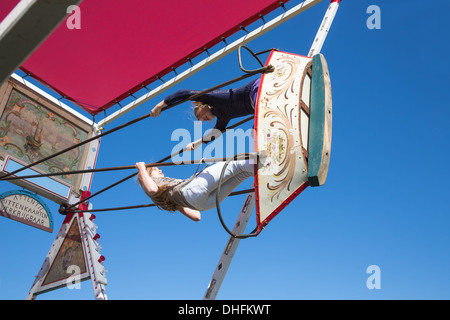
[203,192,255,300]
[308,0,341,57]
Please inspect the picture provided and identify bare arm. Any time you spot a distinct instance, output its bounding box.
[186,129,223,151]
[178,207,201,222]
[186,137,203,151]
[136,162,158,196]
[150,100,167,117]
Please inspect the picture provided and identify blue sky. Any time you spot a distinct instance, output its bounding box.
[1,0,450,300]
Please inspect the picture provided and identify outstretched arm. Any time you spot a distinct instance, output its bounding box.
[186,137,203,151]
[150,100,167,117]
[136,162,158,196]
[151,89,200,117]
[186,129,223,151]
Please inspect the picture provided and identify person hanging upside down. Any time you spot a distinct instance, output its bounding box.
[150,78,260,150]
[135,158,255,221]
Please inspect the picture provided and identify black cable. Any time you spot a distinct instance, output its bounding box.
[237,45,274,74]
[4,116,255,182]
[63,154,254,213]
[66,188,254,214]
[0,67,271,181]
[215,153,261,239]
[44,55,274,215]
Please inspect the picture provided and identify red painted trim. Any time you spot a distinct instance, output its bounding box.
[330,0,341,3]
[62,190,91,224]
[257,181,309,233]
[77,191,91,218]
[62,212,73,224]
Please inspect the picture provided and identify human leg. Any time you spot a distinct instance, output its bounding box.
[198,170,253,211]
[182,159,254,210]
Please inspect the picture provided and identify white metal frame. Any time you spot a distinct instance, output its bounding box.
[203,0,341,300]
[308,0,341,57]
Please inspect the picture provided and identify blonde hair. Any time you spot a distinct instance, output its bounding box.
[148,184,180,212]
[192,101,211,120]
[139,167,181,213]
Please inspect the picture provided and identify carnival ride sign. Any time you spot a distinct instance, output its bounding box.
[0,189,53,232]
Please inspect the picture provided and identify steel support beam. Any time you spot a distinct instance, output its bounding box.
[0,0,82,86]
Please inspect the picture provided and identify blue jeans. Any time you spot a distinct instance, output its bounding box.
[182,159,254,211]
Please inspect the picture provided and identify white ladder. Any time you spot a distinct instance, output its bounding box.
[203,192,255,300]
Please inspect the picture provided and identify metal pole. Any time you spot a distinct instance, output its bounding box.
[308,0,341,57]
[0,0,83,86]
[3,154,255,181]
[67,188,254,214]
[63,153,255,211]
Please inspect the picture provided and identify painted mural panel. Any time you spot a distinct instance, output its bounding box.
[42,217,87,286]
[0,89,88,188]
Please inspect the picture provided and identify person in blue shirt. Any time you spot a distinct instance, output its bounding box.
[150,78,260,150]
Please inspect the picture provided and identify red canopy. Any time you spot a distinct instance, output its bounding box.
[7,0,290,115]
[0,0,20,22]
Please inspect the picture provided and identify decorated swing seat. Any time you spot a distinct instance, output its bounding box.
[254,50,332,233]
